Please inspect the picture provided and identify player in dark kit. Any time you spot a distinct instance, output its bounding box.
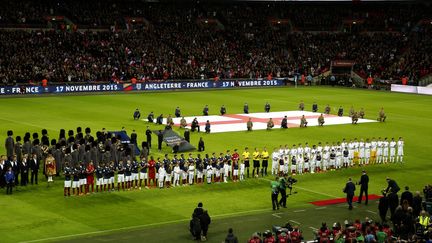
[117,162,125,191]
[63,162,72,196]
[72,166,80,195]
[95,164,103,192]
[278,176,288,208]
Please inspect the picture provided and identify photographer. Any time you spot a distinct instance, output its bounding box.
[278,176,288,208]
[287,176,297,195]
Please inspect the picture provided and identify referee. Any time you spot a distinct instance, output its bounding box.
[252,148,260,177]
[261,147,269,177]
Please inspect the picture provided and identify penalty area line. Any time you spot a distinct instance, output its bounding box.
[19,207,271,243]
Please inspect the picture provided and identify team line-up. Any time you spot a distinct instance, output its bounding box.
[61,136,404,196]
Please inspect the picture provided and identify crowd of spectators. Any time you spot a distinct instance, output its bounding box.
[242,185,432,242]
[0,1,431,85]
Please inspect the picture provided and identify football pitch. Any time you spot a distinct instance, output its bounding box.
[0,86,431,243]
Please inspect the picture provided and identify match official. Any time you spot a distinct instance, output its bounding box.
[357,170,369,205]
[343,178,356,210]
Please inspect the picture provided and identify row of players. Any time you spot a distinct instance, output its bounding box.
[272,136,405,168]
[62,136,404,196]
[63,153,249,196]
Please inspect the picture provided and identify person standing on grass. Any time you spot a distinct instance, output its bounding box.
[264,102,271,113]
[378,192,389,222]
[242,147,250,178]
[220,105,226,115]
[157,130,163,151]
[63,162,72,196]
[261,147,269,177]
[252,148,260,177]
[343,178,356,210]
[225,228,238,243]
[5,167,15,195]
[357,170,369,205]
[200,210,211,241]
[271,177,280,210]
[203,105,209,116]
[247,118,253,131]
[244,103,249,114]
[5,130,14,160]
[278,175,288,208]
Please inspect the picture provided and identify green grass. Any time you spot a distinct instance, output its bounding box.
[0,87,431,243]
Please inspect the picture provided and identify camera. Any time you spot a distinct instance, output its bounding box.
[287,177,297,184]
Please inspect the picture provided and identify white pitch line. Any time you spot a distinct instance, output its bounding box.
[309,226,318,231]
[293,210,306,213]
[0,117,56,131]
[19,207,271,243]
[289,220,301,225]
[367,210,378,215]
[272,213,282,218]
[315,207,327,210]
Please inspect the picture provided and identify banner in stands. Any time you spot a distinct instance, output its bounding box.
[153,129,195,152]
[133,79,284,91]
[391,84,432,96]
[0,79,284,96]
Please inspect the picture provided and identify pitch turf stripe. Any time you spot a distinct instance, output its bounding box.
[19,208,272,243]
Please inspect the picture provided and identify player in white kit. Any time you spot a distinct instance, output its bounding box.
[358,139,365,165]
[382,138,389,163]
[272,149,279,176]
[397,137,404,163]
[376,137,383,164]
[364,139,371,165]
[348,140,355,166]
[389,138,397,163]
